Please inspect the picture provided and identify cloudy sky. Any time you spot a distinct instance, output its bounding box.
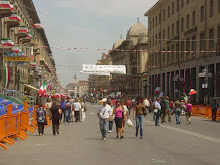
[33,0,158,87]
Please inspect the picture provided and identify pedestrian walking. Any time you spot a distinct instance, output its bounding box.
[45,98,52,120]
[73,98,81,122]
[133,97,146,139]
[126,98,132,115]
[108,101,114,133]
[174,97,182,124]
[165,96,171,122]
[50,101,60,135]
[113,100,125,139]
[160,96,167,123]
[80,99,86,122]
[60,98,66,122]
[154,98,161,126]
[211,99,218,121]
[122,99,129,133]
[36,104,47,136]
[143,97,150,113]
[97,98,111,140]
[185,100,192,124]
[65,97,72,124]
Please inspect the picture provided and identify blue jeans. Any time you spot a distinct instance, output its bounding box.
[175,109,181,123]
[109,121,113,131]
[136,115,144,137]
[100,118,108,138]
[155,110,161,126]
[65,109,72,123]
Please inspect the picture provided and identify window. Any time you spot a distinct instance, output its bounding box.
[209,29,214,49]
[187,0,189,4]
[156,34,158,45]
[159,13,161,24]
[159,32,161,43]
[153,36,155,46]
[181,18,184,32]
[200,33,205,50]
[163,29,165,39]
[172,23,175,36]
[163,9,165,21]
[181,41,184,58]
[172,2,174,15]
[210,0,214,17]
[218,26,220,44]
[182,0,184,8]
[150,21,151,31]
[168,6,170,17]
[192,11,196,26]
[176,43,179,62]
[177,0,179,11]
[156,16,158,26]
[186,39,190,59]
[168,26,170,38]
[153,18,154,28]
[171,45,175,62]
[192,36,196,58]
[167,47,170,64]
[176,21,179,34]
[201,6,204,22]
[163,49,165,62]
[187,14,190,29]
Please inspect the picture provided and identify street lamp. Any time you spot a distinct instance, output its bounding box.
[198,69,213,105]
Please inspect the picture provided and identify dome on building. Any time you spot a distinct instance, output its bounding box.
[127,20,148,38]
[113,38,125,50]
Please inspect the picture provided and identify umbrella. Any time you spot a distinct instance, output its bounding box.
[189,89,197,95]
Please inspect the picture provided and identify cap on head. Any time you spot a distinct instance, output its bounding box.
[102,98,107,103]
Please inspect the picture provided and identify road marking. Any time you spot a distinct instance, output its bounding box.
[145,120,220,144]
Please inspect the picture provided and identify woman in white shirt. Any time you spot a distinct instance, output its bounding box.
[80,99,86,122]
[122,99,129,132]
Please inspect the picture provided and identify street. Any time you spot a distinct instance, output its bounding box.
[0,103,220,165]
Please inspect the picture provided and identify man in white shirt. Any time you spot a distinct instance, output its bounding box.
[143,98,150,113]
[154,98,161,126]
[97,98,111,140]
[73,98,81,122]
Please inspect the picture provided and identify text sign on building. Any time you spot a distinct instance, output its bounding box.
[4,57,31,62]
[82,64,126,74]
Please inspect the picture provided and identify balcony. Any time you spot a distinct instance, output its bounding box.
[16,26,28,38]
[6,13,20,28]
[33,46,40,55]
[21,37,34,45]
[33,23,43,30]
[0,0,13,18]
[0,38,13,52]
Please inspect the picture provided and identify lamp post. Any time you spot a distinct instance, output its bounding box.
[198,69,212,105]
[173,73,184,100]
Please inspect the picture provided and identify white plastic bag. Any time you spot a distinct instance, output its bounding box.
[127,119,133,127]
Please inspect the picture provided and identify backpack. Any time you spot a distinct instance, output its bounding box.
[160,100,167,110]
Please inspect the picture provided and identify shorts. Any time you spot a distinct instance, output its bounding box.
[115,117,123,128]
[185,111,191,117]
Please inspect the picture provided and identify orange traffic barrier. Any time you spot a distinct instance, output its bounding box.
[0,101,52,151]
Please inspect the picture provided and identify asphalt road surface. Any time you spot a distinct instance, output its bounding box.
[0,103,220,165]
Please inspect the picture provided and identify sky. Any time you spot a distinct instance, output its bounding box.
[33,0,158,87]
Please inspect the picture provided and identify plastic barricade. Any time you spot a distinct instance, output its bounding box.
[0,116,7,150]
[217,107,220,121]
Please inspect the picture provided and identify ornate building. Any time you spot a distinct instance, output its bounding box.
[110,20,148,98]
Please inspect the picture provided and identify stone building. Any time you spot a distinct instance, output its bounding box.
[145,0,220,104]
[110,20,148,98]
[0,0,57,97]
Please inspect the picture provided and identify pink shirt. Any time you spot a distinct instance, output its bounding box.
[186,104,192,111]
[115,107,123,118]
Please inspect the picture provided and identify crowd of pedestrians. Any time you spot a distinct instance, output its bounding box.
[36,97,87,136]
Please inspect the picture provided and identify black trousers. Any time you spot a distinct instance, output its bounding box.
[212,108,217,121]
[38,122,45,135]
[52,122,59,135]
[75,111,80,122]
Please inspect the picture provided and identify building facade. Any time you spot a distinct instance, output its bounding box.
[0,0,58,98]
[145,0,220,104]
[110,20,148,98]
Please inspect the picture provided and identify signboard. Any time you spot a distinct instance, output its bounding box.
[80,71,110,76]
[4,57,31,62]
[82,64,126,74]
